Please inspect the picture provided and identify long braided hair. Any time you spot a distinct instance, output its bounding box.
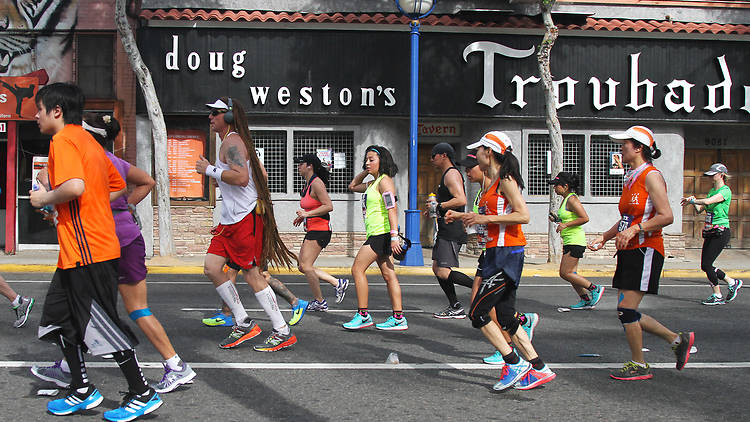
[221,96,297,268]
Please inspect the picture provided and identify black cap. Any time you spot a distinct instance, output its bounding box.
[548,171,578,188]
[456,153,479,169]
[431,143,455,160]
[293,153,322,167]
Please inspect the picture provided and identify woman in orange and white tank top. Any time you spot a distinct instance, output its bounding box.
[293,153,349,311]
[446,131,555,391]
[589,125,694,381]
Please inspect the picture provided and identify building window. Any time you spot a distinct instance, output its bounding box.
[77,34,114,99]
[250,130,287,194]
[292,131,354,194]
[527,134,585,196]
[590,135,629,197]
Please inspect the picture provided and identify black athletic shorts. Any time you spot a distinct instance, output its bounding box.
[563,244,586,259]
[364,233,392,257]
[305,230,332,249]
[38,259,138,355]
[612,247,664,295]
[432,238,460,268]
[475,251,485,279]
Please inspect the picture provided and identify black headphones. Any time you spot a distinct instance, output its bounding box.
[223,97,234,125]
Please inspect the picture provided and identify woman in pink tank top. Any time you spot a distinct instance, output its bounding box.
[293,154,349,311]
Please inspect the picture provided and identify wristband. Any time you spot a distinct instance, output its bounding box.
[390,230,398,235]
[689,198,695,204]
[391,236,399,242]
[205,164,225,181]
[638,223,643,232]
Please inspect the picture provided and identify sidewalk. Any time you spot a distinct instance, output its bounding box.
[1,247,748,277]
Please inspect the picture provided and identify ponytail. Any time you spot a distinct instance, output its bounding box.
[493,149,525,191]
[313,162,330,186]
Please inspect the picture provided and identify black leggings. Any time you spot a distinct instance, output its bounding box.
[701,228,730,286]
[468,270,519,334]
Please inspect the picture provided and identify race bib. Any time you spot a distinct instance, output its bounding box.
[704,212,714,229]
[618,214,634,232]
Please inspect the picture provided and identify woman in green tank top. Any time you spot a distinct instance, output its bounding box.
[681,163,743,305]
[548,172,605,310]
[343,145,408,331]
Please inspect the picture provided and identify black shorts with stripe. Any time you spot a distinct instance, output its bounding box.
[38,259,138,356]
[612,247,664,295]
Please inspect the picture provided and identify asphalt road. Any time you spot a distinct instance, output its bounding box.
[1,272,748,421]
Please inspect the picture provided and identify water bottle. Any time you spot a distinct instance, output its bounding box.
[428,193,438,218]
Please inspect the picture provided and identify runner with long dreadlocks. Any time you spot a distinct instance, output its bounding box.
[197,96,298,352]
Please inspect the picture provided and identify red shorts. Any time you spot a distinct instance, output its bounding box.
[207,211,264,270]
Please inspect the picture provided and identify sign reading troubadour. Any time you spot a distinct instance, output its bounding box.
[0,77,39,120]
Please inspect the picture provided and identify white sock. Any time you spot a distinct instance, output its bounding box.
[715,293,723,298]
[165,354,182,371]
[11,295,21,307]
[725,276,736,286]
[60,358,70,373]
[215,282,249,324]
[255,286,289,334]
[671,335,681,346]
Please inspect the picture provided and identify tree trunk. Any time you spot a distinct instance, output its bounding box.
[538,0,563,263]
[114,0,175,256]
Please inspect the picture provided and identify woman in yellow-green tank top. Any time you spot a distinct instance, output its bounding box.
[548,172,605,310]
[343,145,407,331]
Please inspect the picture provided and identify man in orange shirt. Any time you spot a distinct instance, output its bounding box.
[30,83,163,421]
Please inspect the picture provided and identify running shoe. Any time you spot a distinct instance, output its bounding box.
[672,331,695,371]
[151,362,197,393]
[433,305,467,319]
[288,299,308,326]
[103,389,162,422]
[335,279,350,304]
[253,330,298,352]
[520,313,539,341]
[31,360,71,388]
[492,358,531,391]
[610,361,652,380]
[47,385,103,415]
[483,350,505,366]
[12,296,34,328]
[570,298,593,310]
[306,299,329,312]
[726,280,743,303]
[218,319,262,349]
[202,312,234,327]
[342,313,374,330]
[514,365,556,390]
[701,294,725,306]
[376,316,408,331]
[587,285,605,307]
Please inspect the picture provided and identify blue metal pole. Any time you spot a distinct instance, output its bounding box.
[401,20,424,266]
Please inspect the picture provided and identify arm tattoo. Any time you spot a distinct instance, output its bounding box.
[226,145,246,168]
[267,276,296,305]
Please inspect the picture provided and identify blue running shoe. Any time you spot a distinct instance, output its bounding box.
[202,312,234,327]
[493,359,531,391]
[47,386,103,415]
[587,285,605,307]
[570,298,593,310]
[520,313,539,341]
[289,299,308,326]
[483,350,504,365]
[375,316,408,331]
[103,390,163,422]
[513,365,556,390]
[343,313,373,330]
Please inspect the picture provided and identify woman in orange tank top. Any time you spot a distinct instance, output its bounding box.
[589,125,694,381]
[446,131,555,391]
[293,154,349,311]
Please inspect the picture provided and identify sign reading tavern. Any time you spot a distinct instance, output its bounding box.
[138,28,749,121]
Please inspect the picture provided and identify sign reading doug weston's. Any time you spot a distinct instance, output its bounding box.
[138,27,750,121]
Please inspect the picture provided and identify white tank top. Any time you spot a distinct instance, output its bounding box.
[216,133,258,224]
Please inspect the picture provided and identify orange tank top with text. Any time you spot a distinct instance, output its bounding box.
[618,163,664,255]
[479,177,526,248]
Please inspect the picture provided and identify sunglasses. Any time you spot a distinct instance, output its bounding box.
[209,109,227,117]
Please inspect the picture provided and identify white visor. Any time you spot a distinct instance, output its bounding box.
[206,99,230,109]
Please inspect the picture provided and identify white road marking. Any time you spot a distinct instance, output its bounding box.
[182,307,425,313]
[3,361,749,370]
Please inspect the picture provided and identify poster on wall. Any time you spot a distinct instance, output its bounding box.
[317,148,333,169]
[609,152,624,175]
[0,77,40,120]
[167,130,206,199]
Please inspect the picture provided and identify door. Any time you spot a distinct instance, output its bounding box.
[417,144,444,247]
[683,149,749,248]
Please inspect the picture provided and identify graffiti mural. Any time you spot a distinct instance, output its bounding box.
[0,0,78,81]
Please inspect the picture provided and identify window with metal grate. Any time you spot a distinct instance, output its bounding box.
[250,130,287,193]
[590,135,629,197]
[292,131,355,194]
[527,134,585,196]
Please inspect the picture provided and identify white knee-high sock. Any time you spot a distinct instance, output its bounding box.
[255,286,289,334]
[216,281,249,324]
